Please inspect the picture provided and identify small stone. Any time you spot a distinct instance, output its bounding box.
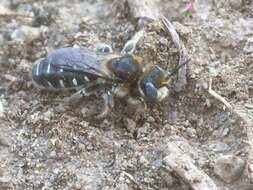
[205,98,211,108]
[0,100,4,118]
[11,25,41,43]
[55,104,67,113]
[34,127,41,134]
[208,67,219,77]
[139,155,149,166]
[118,183,129,190]
[43,109,54,122]
[123,118,136,134]
[4,74,18,82]
[80,121,89,128]
[49,151,57,158]
[222,128,230,137]
[185,127,196,138]
[147,116,155,122]
[245,103,253,109]
[0,5,12,16]
[160,170,175,187]
[53,168,60,175]
[209,142,231,153]
[214,155,246,183]
[137,122,150,139]
[81,107,89,116]
[244,38,253,54]
[229,0,242,9]
[173,22,191,36]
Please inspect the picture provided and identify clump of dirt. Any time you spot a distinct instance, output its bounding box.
[135,21,179,71]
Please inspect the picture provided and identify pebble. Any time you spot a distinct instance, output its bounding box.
[81,107,89,117]
[245,103,253,109]
[222,127,230,137]
[137,122,150,139]
[243,38,253,53]
[123,118,136,134]
[49,150,57,158]
[173,22,191,36]
[209,142,231,153]
[11,25,41,43]
[229,0,242,9]
[214,155,246,183]
[185,127,196,138]
[43,109,54,122]
[0,100,4,118]
[0,5,12,16]
[147,116,155,122]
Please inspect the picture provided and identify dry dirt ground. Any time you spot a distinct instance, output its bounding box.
[0,0,253,190]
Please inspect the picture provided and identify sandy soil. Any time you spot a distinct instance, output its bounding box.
[0,0,253,189]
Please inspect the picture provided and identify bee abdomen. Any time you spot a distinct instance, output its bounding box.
[32,59,92,90]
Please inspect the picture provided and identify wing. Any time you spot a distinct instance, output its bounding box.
[46,47,114,80]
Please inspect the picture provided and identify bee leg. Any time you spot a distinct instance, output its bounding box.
[63,88,91,104]
[125,96,147,119]
[56,86,97,113]
[63,81,107,104]
[96,90,114,119]
[121,30,145,54]
[126,96,147,110]
[94,43,113,53]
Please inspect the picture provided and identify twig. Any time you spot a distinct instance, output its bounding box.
[208,78,232,110]
[163,142,219,190]
[122,171,143,189]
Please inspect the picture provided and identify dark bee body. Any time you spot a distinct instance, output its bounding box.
[32,17,189,117]
[32,46,187,111]
[32,47,143,100]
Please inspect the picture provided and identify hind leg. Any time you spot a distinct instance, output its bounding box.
[96,90,114,119]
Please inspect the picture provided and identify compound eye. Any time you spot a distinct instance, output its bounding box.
[144,82,158,102]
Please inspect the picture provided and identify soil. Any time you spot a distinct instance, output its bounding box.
[0,0,253,189]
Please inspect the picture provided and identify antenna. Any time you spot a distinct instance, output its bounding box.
[168,58,190,77]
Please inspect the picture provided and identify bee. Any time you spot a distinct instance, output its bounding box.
[32,17,189,118]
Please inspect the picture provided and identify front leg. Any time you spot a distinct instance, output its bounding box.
[121,30,145,54]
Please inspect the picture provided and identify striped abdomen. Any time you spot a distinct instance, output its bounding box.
[32,48,97,90]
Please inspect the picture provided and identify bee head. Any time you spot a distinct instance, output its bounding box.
[139,66,169,103]
[139,59,190,103]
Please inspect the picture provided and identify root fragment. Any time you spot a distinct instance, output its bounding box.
[163,143,219,190]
